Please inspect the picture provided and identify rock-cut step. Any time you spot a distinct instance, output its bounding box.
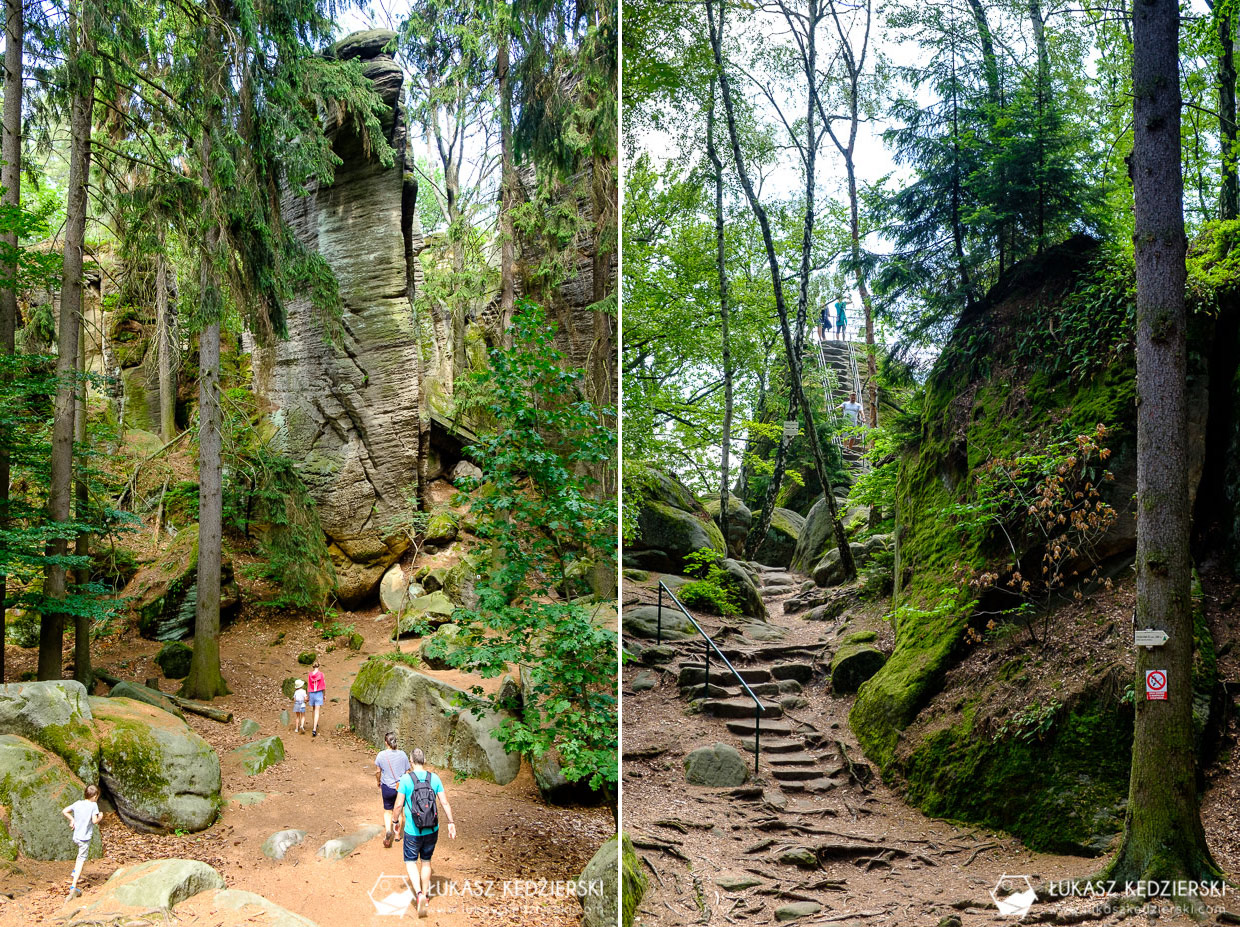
[725,717,801,738]
[679,664,773,686]
[767,751,823,766]
[737,736,805,754]
[705,698,784,720]
[771,766,830,782]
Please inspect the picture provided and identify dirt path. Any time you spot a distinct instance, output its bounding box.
[1,608,611,926]
[623,567,1238,926]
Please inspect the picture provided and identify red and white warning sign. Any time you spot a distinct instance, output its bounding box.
[1146,669,1168,700]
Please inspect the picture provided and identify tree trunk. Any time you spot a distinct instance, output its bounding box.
[965,0,1000,106]
[497,36,516,342]
[706,84,734,556]
[1219,2,1238,220]
[73,317,91,688]
[707,0,854,579]
[1029,0,1049,252]
[793,0,818,357]
[0,0,22,683]
[156,245,176,442]
[745,388,797,561]
[40,30,92,681]
[1095,0,1222,894]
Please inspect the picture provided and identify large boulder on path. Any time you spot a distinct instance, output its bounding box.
[349,660,520,784]
[69,858,224,920]
[790,496,838,574]
[579,834,645,927]
[0,734,101,861]
[830,642,887,694]
[131,527,240,641]
[684,742,749,786]
[628,468,725,573]
[89,697,221,833]
[703,494,753,559]
[753,507,805,569]
[0,679,98,782]
[719,559,767,620]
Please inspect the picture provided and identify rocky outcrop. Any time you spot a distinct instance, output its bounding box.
[0,679,98,782]
[349,660,520,784]
[254,30,424,608]
[703,494,752,559]
[69,859,225,919]
[130,528,240,641]
[90,697,221,833]
[626,468,725,573]
[753,508,804,568]
[0,734,101,861]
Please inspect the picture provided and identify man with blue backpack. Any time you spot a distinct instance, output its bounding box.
[393,747,457,918]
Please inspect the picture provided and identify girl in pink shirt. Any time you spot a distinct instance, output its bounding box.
[307,662,326,737]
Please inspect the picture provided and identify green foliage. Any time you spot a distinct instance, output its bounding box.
[1014,252,1135,378]
[994,699,1062,743]
[677,548,740,616]
[438,300,617,794]
[368,650,422,670]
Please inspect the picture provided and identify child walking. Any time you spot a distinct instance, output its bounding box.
[62,783,102,899]
[292,679,308,733]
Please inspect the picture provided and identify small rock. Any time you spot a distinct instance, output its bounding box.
[449,460,483,484]
[937,917,963,927]
[830,643,887,694]
[775,901,823,921]
[777,846,819,869]
[631,671,658,692]
[762,790,789,812]
[743,622,787,642]
[842,629,878,644]
[279,710,290,726]
[777,679,803,694]
[716,873,763,891]
[640,644,676,665]
[232,792,266,806]
[622,569,650,582]
[771,662,814,683]
[297,652,316,666]
[684,743,749,787]
[239,719,261,738]
[262,828,307,860]
[780,695,809,711]
[154,641,193,679]
[318,825,384,860]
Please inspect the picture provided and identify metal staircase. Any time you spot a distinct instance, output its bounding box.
[810,336,869,472]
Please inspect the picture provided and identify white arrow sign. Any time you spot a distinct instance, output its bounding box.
[1134,629,1169,648]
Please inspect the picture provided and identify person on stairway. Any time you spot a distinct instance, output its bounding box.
[817,302,833,342]
[841,391,863,449]
[835,299,848,341]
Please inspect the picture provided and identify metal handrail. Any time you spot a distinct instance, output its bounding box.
[656,580,766,774]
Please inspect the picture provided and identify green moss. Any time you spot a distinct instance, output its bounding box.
[620,834,646,927]
[99,720,170,809]
[901,694,1132,854]
[32,721,99,783]
[352,657,403,705]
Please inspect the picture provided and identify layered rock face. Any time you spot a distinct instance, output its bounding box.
[254,31,425,606]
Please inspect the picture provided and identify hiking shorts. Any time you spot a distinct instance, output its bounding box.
[74,838,90,864]
[308,691,324,707]
[403,828,437,862]
[380,784,398,810]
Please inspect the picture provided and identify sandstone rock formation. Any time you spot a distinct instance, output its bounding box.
[254,30,425,607]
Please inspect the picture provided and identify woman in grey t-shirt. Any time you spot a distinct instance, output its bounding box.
[375,732,411,847]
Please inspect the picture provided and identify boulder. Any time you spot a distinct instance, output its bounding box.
[262,828,307,860]
[379,563,411,613]
[205,890,320,927]
[702,494,753,559]
[579,834,645,927]
[789,496,854,575]
[684,742,749,787]
[393,590,457,636]
[449,459,483,484]
[231,791,265,806]
[753,507,805,569]
[441,557,479,609]
[70,859,224,918]
[349,661,520,784]
[90,697,221,833]
[107,681,185,720]
[154,641,193,679]
[424,511,459,545]
[775,901,823,921]
[419,623,478,671]
[331,27,396,60]
[133,528,240,641]
[251,31,420,610]
[0,680,98,782]
[631,671,658,692]
[0,734,100,861]
[629,468,726,573]
[719,558,767,619]
[811,542,869,587]
[622,605,695,641]
[239,719,261,738]
[229,736,285,776]
[830,643,887,694]
[318,824,383,860]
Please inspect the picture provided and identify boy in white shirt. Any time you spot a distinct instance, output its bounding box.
[61,783,102,899]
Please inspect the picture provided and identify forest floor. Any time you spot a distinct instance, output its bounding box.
[623,565,1240,927]
[0,599,612,926]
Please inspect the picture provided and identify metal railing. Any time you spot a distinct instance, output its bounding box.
[656,580,767,774]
